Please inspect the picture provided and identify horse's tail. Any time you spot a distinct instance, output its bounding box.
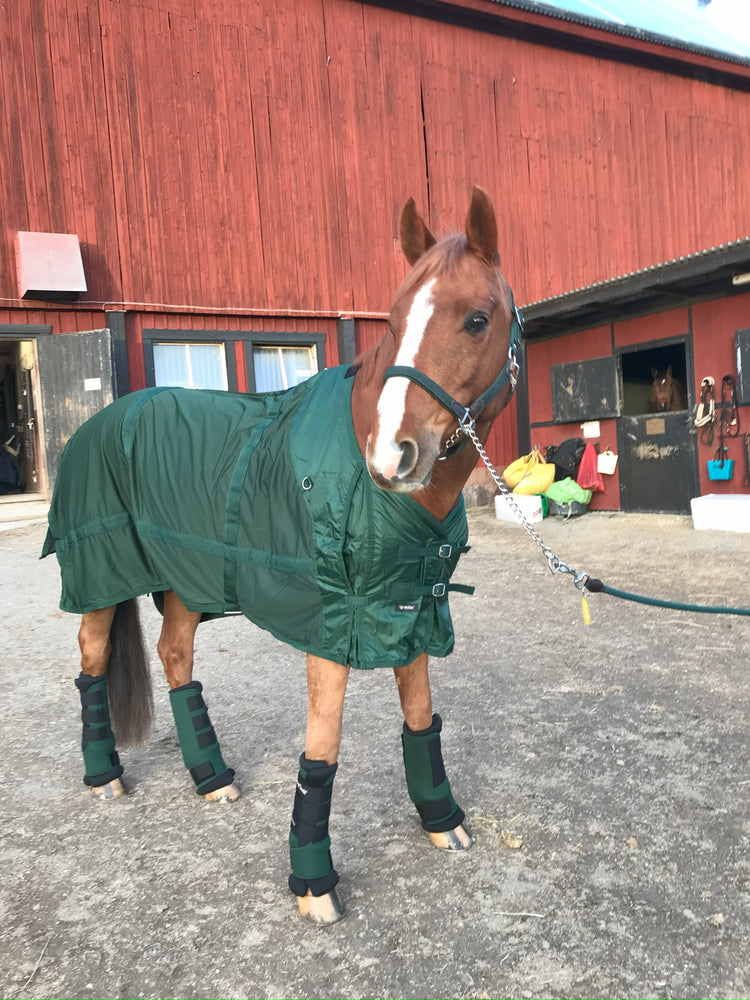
[108,599,154,747]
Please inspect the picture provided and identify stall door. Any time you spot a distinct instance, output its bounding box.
[37,330,114,486]
[618,412,699,513]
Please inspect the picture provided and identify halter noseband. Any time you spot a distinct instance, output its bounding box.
[383,290,524,456]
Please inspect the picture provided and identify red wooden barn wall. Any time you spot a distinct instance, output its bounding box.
[2,0,750,473]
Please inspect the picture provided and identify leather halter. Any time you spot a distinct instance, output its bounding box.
[382,290,524,456]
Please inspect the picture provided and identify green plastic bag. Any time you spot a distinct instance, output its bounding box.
[545,478,592,505]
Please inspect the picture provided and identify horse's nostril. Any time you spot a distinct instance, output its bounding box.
[397,439,418,478]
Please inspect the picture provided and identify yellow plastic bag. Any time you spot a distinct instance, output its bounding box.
[502,450,542,488]
[513,460,556,495]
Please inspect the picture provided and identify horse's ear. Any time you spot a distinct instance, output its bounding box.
[399,197,436,266]
[465,186,499,266]
[651,367,658,378]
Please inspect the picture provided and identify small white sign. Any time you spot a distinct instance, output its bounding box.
[581,420,600,438]
[84,377,102,392]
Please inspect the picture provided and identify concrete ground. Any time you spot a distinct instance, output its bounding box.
[2,505,750,999]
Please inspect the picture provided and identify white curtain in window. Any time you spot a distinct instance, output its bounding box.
[153,343,227,390]
[253,346,316,392]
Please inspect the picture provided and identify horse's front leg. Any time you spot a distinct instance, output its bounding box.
[290,654,349,924]
[158,590,239,802]
[394,654,472,851]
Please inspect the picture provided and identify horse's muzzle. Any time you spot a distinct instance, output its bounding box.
[365,434,437,493]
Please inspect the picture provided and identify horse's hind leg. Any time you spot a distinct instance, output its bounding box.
[76,606,125,800]
[157,590,239,802]
[290,654,349,924]
[394,654,472,851]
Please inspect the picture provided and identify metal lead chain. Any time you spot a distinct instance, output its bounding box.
[461,421,589,593]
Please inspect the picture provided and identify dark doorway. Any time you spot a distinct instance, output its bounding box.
[620,342,689,417]
[617,339,698,513]
[0,339,43,498]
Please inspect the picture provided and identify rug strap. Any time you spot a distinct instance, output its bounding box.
[401,713,465,833]
[169,681,235,795]
[288,755,340,897]
[75,672,124,787]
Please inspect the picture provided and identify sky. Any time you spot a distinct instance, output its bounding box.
[535,0,750,58]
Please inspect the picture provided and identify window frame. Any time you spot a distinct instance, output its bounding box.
[142,329,326,392]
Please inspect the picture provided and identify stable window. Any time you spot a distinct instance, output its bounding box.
[550,357,619,423]
[142,329,326,393]
[152,342,228,390]
[252,345,317,391]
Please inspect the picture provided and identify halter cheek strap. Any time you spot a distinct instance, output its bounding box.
[383,291,524,437]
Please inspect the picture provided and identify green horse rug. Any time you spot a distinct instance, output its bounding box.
[43,364,472,671]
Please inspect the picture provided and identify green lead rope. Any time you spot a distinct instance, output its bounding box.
[585,578,750,617]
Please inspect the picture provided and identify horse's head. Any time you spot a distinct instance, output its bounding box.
[365,186,521,494]
[651,365,674,412]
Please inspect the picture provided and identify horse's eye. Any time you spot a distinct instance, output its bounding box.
[464,312,490,336]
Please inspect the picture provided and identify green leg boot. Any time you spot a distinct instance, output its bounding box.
[401,713,466,833]
[75,672,124,787]
[169,681,235,795]
[288,755,340,898]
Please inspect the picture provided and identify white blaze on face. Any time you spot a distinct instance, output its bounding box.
[370,278,437,479]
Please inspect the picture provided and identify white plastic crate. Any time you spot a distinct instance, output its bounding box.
[690,494,750,533]
[495,492,544,525]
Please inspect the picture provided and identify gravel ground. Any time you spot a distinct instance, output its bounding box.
[2,507,750,999]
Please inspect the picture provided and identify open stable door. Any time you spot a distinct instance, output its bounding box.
[37,330,114,486]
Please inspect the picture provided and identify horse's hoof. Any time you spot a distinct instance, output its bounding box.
[296,888,345,925]
[428,823,473,851]
[91,778,126,800]
[203,781,241,803]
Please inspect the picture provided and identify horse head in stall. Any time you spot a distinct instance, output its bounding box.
[44,186,521,924]
[651,365,687,412]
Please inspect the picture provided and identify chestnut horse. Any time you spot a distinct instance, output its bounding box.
[47,187,520,924]
[651,365,687,412]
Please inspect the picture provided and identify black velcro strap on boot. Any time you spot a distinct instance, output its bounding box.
[197,727,217,749]
[189,761,235,795]
[81,707,108,725]
[288,755,340,897]
[288,871,340,898]
[291,757,337,847]
[79,689,107,708]
[192,712,211,731]
[83,751,122,787]
[82,724,112,744]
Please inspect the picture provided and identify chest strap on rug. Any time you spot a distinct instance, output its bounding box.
[398,542,470,561]
[391,581,475,600]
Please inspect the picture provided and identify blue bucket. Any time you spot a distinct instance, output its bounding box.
[707,459,734,481]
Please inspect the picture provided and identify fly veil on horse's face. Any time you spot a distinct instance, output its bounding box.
[365,186,522,495]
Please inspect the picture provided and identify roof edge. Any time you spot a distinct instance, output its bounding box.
[521,237,750,337]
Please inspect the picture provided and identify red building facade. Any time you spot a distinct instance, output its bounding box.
[1,0,749,505]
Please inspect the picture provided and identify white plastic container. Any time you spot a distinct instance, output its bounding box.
[690,494,750,533]
[495,492,544,525]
